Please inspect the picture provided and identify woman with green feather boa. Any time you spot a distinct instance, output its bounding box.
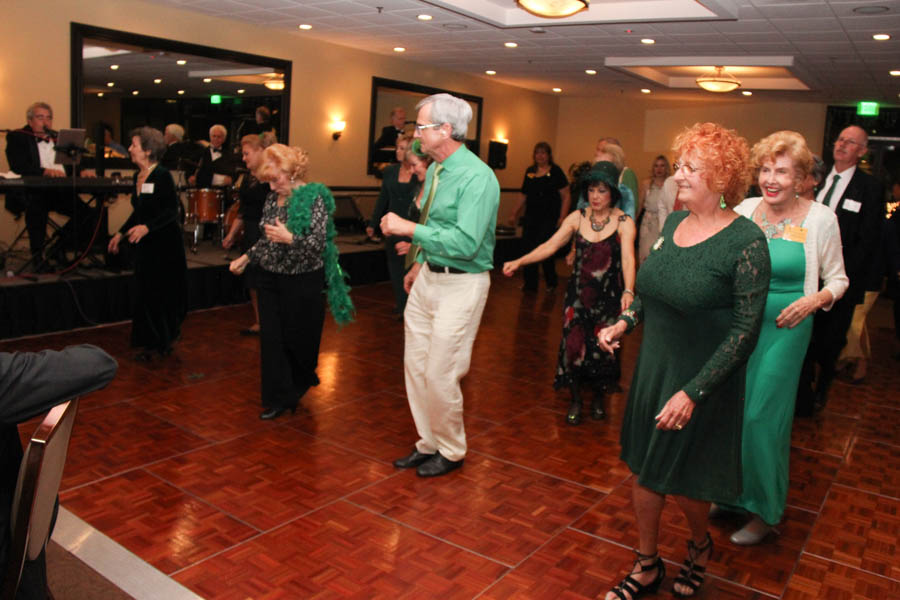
[230,144,354,420]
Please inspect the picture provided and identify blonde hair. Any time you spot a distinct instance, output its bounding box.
[750,130,813,186]
[596,142,625,172]
[257,143,309,182]
[672,122,750,208]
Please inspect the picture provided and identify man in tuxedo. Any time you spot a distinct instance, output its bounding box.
[188,124,234,188]
[797,125,884,415]
[1,344,117,599]
[4,102,97,270]
[373,107,407,156]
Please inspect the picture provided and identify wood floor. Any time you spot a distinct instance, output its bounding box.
[5,274,900,599]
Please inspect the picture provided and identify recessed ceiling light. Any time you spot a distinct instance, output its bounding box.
[585,69,597,75]
[298,24,312,30]
[97,92,104,97]
[106,82,115,87]
[176,59,187,65]
[177,90,185,95]
[417,14,432,21]
[742,90,753,96]
[109,64,119,70]
[504,42,518,48]
[873,33,891,41]
[393,47,406,52]
[552,87,562,93]
[641,38,655,44]
[153,78,162,84]
[132,90,139,95]
[891,70,900,76]
[203,78,212,83]
[237,89,245,94]
[640,88,651,94]
[853,5,889,14]
[485,70,496,75]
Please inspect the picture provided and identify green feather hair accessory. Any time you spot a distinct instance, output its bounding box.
[285,182,355,326]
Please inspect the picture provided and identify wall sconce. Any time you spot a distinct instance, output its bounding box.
[330,120,346,140]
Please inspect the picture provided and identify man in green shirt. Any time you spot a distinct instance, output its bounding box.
[381,93,499,478]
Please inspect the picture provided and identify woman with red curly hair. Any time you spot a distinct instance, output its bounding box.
[598,123,771,599]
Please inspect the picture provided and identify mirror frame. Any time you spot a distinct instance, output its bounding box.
[367,77,483,176]
[70,22,292,143]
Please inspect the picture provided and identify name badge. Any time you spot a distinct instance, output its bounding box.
[842,199,861,213]
[141,182,154,194]
[784,224,807,243]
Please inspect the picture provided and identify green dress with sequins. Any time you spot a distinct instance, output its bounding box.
[619,212,770,503]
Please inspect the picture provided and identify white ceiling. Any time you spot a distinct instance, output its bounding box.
[141,0,900,104]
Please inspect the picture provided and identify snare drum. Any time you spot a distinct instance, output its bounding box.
[188,188,223,223]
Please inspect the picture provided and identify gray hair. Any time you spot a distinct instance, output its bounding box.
[130,126,167,162]
[26,102,52,120]
[165,123,184,141]
[210,124,227,137]
[416,93,471,141]
[811,154,827,185]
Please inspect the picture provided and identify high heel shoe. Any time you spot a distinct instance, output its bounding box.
[730,516,776,546]
[607,549,665,600]
[566,398,582,425]
[673,532,713,598]
[259,406,297,420]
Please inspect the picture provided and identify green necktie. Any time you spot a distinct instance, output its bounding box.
[821,174,841,208]
[405,164,443,268]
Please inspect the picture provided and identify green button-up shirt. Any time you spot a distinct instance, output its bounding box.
[412,144,500,273]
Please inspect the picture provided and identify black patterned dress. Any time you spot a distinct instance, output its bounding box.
[553,211,627,390]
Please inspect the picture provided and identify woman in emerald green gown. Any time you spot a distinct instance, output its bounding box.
[727,131,848,545]
[598,123,770,600]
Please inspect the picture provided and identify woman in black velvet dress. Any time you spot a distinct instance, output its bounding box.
[108,126,187,361]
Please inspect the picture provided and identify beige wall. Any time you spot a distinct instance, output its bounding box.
[555,95,827,182]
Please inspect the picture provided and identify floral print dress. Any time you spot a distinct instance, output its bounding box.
[553,210,627,390]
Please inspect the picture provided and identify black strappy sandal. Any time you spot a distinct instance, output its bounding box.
[607,549,665,600]
[672,533,713,598]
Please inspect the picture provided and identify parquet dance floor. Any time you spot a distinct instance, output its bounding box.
[5,274,899,599]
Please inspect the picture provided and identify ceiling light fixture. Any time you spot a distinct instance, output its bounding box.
[890,70,900,76]
[298,24,312,30]
[177,90,185,95]
[132,90,139,95]
[640,88,651,94]
[264,80,285,90]
[504,42,518,48]
[417,14,432,21]
[153,78,162,84]
[109,64,119,70]
[742,91,753,96]
[176,59,187,65]
[516,0,588,18]
[585,69,597,75]
[237,89,245,94]
[393,47,406,52]
[203,78,212,83]
[106,82,115,87]
[696,66,741,93]
[97,92,104,97]
[641,38,655,44]
[552,87,562,93]
[873,33,890,41]
[485,70,496,75]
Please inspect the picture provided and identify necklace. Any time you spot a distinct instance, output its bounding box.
[589,208,611,232]
[759,208,792,239]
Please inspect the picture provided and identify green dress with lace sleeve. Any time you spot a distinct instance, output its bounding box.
[619,211,770,502]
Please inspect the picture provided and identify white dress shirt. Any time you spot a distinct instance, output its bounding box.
[817,164,856,210]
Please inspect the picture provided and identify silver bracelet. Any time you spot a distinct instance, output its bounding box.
[623,289,634,296]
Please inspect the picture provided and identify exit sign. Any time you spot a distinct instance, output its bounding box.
[210,94,222,104]
[857,101,879,116]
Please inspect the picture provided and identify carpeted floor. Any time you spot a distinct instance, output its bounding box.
[47,541,133,600]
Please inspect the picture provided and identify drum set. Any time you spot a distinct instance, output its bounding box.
[181,186,234,252]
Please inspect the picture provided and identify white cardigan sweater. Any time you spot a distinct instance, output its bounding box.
[735,197,849,310]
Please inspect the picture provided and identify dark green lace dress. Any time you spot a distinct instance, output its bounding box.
[619,212,770,503]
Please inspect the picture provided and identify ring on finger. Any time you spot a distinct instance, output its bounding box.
[674,423,683,430]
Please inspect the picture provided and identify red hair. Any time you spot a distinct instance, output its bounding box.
[672,123,750,207]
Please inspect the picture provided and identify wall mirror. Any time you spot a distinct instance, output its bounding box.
[71,23,291,171]
[368,77,482,176]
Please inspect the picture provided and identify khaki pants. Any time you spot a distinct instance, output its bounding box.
[839,290,879,362]
[404,266,490,462]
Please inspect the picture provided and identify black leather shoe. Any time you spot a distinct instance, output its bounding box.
[416,453,463,477]
[259,406,296,420]
[393,449,436,469]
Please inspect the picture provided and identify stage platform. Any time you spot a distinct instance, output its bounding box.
[0,232,523,340]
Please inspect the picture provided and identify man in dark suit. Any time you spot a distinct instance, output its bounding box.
[1,344,117,599]
[797,125,884,415]
[373,106,407,161]
[188,124,235,188]
[4,102,97,270]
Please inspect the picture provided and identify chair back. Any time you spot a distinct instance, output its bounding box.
[1,399,79,600]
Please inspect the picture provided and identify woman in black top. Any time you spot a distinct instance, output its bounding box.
[230,144,353,420]
[108,126,187,362]
[223,132,276,334]
[510,142,570,291]
[367,135,418,313]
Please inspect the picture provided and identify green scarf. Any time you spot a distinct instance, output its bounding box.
[285,182,355,326]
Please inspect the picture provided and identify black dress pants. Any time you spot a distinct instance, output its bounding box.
[797,292,857,414]
[257,268,325,410]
